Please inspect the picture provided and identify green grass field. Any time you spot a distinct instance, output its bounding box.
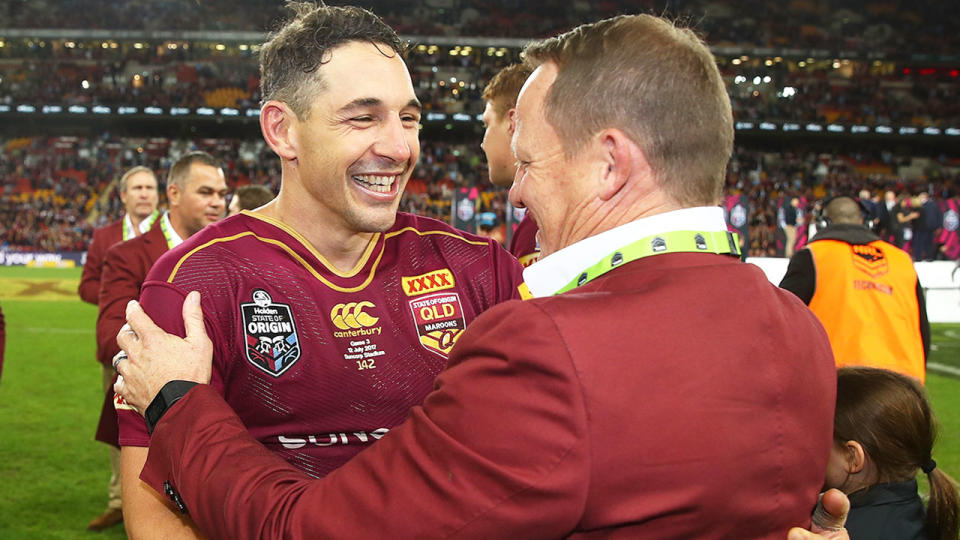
[0,265,958,538]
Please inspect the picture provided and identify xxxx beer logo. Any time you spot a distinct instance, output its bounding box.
[330,301,383,338]
[402,268,455,297]
[851,244,889,278]
[409,292,466,358]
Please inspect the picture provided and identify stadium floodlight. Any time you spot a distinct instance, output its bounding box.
[781,86,797,97]
[923,127,941,135]
[827,124,844,133]
[170,107,189,116]
[875,126,893,134]
[898,127,918,135]
[42,105,62,114]
[805,124,823,132]
[782,123,800,131]
[17,105,36,113]
[735,122,754,130]
[946,128,960,136]
[851,125,870,133]
[760,122,776,130]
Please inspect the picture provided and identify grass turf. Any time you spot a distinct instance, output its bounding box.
[0,266,957,537]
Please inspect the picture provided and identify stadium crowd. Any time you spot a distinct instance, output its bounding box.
[3,0,958,56]
[2,40,958,126]
[3,135,958,259]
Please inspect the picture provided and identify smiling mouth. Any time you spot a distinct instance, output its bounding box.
[352,174,397,194]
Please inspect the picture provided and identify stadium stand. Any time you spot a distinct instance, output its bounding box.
[0,1,957,258]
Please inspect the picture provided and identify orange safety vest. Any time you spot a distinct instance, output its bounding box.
[807,239,925,383]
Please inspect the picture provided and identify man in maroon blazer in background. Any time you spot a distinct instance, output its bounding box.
[116,13,839,539]
[93,151,225,530]
[78,165,159,531]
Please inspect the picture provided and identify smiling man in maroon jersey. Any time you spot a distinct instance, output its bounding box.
[115,4,523,538]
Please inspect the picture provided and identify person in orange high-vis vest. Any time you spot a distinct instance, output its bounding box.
[781,196,930,382]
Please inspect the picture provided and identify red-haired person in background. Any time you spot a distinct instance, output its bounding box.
[480,63,540,267]
[826,367,959,540]
[78,165,159,532]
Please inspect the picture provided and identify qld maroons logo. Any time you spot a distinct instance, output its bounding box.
[241,289,301,377]
[408,292,466,358]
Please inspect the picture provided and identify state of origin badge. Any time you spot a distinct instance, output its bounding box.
[241,289,301,376]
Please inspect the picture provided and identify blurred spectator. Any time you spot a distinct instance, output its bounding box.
[227,184,275,216]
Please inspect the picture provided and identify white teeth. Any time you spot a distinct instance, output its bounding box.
[353,175,395,193]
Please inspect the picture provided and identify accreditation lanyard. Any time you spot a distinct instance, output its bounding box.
[555,230,741,295]
[122,210,160,240]
[158,212,182,249]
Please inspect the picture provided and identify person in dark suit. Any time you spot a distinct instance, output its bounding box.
[94,151,225,534]
[114,12,837,539]
[78,165,159,531]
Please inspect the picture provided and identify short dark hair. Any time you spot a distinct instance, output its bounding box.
[259,2,406,119]
[482,63,533,120]
[168,151,220,189]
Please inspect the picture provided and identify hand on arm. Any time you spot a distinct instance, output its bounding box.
[114,291,213,413]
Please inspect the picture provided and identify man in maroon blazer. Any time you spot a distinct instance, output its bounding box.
[78,165,159,531]
[116,13,838,539]
[93,152,225,531]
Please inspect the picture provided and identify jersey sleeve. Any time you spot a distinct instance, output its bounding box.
[116,280,227,447]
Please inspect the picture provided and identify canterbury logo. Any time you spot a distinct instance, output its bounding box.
[402,269,455,296]
[331,301,380,330]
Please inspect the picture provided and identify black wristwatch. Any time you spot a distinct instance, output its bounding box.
[145,381,199,434]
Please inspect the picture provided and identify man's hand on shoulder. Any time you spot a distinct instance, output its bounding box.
[114,291,214,413]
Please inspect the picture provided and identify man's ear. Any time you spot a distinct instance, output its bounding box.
[507,108,518,136]
[260,100,298,161]
[167,183,180,208]
[843,440,866,474]
[597,129,643,202]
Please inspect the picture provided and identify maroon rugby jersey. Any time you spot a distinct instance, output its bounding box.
[509,212,541,267]
[117,211,524,478]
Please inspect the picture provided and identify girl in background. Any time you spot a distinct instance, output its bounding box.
[827,367,959,540]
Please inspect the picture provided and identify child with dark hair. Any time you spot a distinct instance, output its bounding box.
[828,367,959,540]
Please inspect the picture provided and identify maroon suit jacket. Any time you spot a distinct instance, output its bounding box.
[79,219,124,305]
[143,253,836,539]
[95,221,170,446]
